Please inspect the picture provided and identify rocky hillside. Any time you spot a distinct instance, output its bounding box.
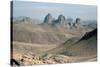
[47,28,97,56]
[12,14,97,66]
[13,21,92,45]
[12,14,93,45]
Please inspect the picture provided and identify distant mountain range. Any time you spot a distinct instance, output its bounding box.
[13,16,42,24]
[13,14,97,29]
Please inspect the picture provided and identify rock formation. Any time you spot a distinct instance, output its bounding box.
[73,18,81,28]
[43,13,53,24]
[43,13,66,25]
[43,14,83,29]
[56,14,66,24]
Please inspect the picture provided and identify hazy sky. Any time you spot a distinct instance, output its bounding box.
[13,1,97,21]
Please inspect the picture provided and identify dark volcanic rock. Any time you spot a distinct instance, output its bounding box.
[43,13,53,24]
[72,18,82,28]
[43,14,66,25]
[73,18,81,28]
[56,14,66,24]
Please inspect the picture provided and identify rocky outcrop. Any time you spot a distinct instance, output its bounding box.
[43,14,83,29]
[55,14,66,24]
[73,18,81,28]
[43,13,66,25]
[43,13,53,23]
[12,54,70,66]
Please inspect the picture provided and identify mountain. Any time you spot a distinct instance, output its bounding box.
[47,28,97,56]
[13,16,42,24]
[13,23,70,44]
[53,14,66,25]
[13,20,93,45]
[12,15,97,65]
[43,13,53,24]
[43,14,92,29]
[12,14,97,65]
[43,13,66,25]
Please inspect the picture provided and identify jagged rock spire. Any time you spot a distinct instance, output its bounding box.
[43,14,66,25]
[73,18,81,28]
[76,18,80,24]
[56,14,66,24]
[43,13,53,23]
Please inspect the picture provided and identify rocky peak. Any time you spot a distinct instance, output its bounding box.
[56,14,66,24]
[43,13,53,23]
[73,18,81,28]
[76,18,80,24]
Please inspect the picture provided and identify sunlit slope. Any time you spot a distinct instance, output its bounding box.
[47,29,97,56]
[13,22,87,44]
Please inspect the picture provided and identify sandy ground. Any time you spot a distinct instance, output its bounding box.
[12,41,97,66]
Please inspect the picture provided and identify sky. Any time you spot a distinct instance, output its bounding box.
[12,1,97,21]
